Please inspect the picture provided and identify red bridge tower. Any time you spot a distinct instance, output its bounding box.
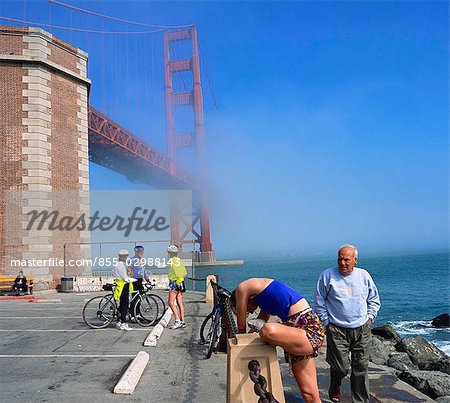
[164,27,215,263]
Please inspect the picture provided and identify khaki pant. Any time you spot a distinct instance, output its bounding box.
[326,321,372,403]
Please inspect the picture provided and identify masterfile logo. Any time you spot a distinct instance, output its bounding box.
[4,189,192,244]
[25,207,170,237]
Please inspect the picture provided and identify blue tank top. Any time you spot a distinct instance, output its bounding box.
[253,280,303,321]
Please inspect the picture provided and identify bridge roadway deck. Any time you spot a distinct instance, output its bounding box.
[0,291,433,402]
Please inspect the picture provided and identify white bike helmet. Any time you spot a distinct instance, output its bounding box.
[167,245,178,253]
[118,248,129,256]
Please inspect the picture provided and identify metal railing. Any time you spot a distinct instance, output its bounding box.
[61,239,208,292]
[62,239,196,276]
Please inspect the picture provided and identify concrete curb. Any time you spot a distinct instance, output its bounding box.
[159,307,173,327]
[143,308,173,347]
[34,289,58,295]
[113,350,149,394]
[33,299,61,303]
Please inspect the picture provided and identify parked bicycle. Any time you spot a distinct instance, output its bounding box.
[199,280,238,358]
[82,281,163,329]
[107,278,166,320]
[141,279,167,321]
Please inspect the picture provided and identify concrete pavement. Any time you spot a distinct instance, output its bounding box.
[0,291,435,402]
[0,290,226,403]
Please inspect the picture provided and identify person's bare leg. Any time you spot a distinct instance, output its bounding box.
[176,291,185,322]
[168,290,179,320]
[291,358,321,403]
[259,323,314,356]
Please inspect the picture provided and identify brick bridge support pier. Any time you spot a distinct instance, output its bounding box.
[0,26,91,289]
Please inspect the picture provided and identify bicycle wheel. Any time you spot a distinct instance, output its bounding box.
[206,313,221,359]
[98,294,117,321]
[134,295,159,327]
[199,311,214,345]
[147,293,166,320]
[99,293,114,307]
[83,296,116,329]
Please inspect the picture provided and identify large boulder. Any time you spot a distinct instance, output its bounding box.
[421,357,450,375]
[397,336,449,373]
[372,324,401,342]
[398,370,450,399]
[431,314,450,328]
[369,336,395,366]
[370,337,389,365]
[387,352,418,372]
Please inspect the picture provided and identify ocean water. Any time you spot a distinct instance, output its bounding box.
[195,251,450,354]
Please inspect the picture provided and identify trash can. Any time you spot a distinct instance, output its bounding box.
[60,277,74,293]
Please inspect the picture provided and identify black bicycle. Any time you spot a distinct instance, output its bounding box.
[140,281,167,321]
[106,281,166,319]
[82,282,161,329]
[199,280,238,358]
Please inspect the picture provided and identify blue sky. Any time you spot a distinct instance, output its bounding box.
[2,1,448,258]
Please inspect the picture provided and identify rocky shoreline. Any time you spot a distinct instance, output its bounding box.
[370,316,450,401]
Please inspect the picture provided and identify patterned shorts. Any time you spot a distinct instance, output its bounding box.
[283,309,325,362]
[168,280,186,292]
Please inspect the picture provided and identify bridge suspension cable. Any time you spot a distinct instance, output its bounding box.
[0,15,166,35]
[199,43,220,117]
[48,0,194,29]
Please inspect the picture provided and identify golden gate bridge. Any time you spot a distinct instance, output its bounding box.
[0,1,226,275]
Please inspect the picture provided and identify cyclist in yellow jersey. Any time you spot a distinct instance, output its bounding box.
[112,249,137,331]
[167,245,187,329]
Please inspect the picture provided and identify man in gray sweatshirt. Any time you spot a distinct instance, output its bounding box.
[314,245,380,403]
